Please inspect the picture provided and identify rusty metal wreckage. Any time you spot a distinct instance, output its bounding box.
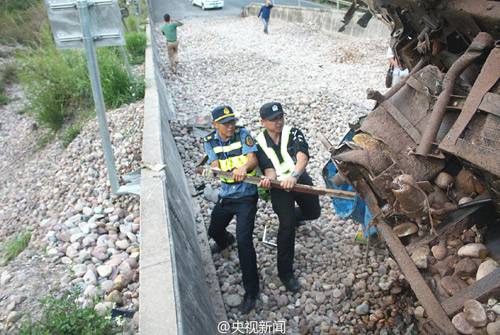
[330,0,500,333]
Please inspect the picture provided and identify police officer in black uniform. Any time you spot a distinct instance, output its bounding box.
[256,102,321,293]
[202,105,260,313]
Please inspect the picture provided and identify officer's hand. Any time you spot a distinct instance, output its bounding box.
[281,176,297,191]
[232,166,247,182]
[259,177,271,189]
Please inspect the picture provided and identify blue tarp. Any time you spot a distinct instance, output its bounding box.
[322,130,377,238]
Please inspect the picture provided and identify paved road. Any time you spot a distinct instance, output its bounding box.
[150,0,327,23]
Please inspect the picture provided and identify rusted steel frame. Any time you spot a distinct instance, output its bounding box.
[378,222,458,334]
[441,47,500,145]
[479,92,500,116]
[416,32,495,156]
[352,179,458,335]
[446,93,500,115]
[382,101,422,143]
[442,268,500,316]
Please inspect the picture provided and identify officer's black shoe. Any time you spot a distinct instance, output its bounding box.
[296,220,306,228]
[210,234,236,254]
[280,276,301,293]
[239,294,257,314]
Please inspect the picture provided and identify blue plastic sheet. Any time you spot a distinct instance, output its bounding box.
[322,130,377,238]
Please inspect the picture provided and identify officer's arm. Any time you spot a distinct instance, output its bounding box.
[244,152,258,172]
[263,168,277,179]
[293,151,309,176]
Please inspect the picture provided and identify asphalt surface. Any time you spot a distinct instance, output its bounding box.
[150,0,327,23]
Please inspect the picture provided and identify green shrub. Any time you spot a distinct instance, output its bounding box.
[1,231,31,264]
[125,31,146,64]
[0,1,46,46]
[18,33,144,131]
[125,15,139,32]
[60,124,81,148]
[0,93,8,105]
[17,39,90,131]
[98,47,145,107]
[1,0,39,12]
[1,62,18,83]
[19,290,118,335]
[0,81,7,105]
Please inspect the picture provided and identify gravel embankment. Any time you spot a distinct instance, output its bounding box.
[0,84,143,332]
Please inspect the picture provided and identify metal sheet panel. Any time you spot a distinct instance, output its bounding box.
[45,0,125,49]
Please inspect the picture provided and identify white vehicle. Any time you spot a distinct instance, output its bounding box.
[192,0,223,10]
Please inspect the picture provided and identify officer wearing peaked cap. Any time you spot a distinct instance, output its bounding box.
[256,102,321,293]
[202,105,260,314]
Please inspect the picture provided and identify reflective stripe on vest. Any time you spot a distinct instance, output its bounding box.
[210,133,256,184]
[213,141,242,154]
[218,155,256,183]
[256,125,295,181]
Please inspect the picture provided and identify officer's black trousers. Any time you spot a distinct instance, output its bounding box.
[270,173,321,280]
[208,195,259,297]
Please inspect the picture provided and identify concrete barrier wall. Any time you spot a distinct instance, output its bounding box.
[243,3,389,38]
[140,20,224,334]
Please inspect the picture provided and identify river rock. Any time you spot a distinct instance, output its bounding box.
[458,244,488,259]
[414,306,425,318]
[463,299,487,327]
[476,259,498,281]
[452,312,474,334]
[431,244,447,261]
[84,284,98,299]
[225,294,242,307]
[487,320,500,335]
[431,260,454,277]
[356,303,369,315]
[116,239,129,250]
[72,264,87,277]
[105,290,123,305]
[6,311,21,324]
[94,302,113,316]
[83,268,97,285]
[1,271,13,286]
[411,246,430,269]
[97,265,113,278]
[454,258,478,278]
[91,246,108,261]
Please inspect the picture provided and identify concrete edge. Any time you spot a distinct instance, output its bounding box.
[139,23,178,335]
[149,22,228,324]
[194,206,228,323]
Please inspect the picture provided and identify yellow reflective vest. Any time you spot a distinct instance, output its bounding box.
[256,125,295,181]
[203,128,256,183]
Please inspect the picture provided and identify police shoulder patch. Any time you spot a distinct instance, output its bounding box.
[245,135,255,146]
[202,133,214,142]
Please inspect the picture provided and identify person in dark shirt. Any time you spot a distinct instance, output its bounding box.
[257,0,273,34]
[256,102,321,293]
